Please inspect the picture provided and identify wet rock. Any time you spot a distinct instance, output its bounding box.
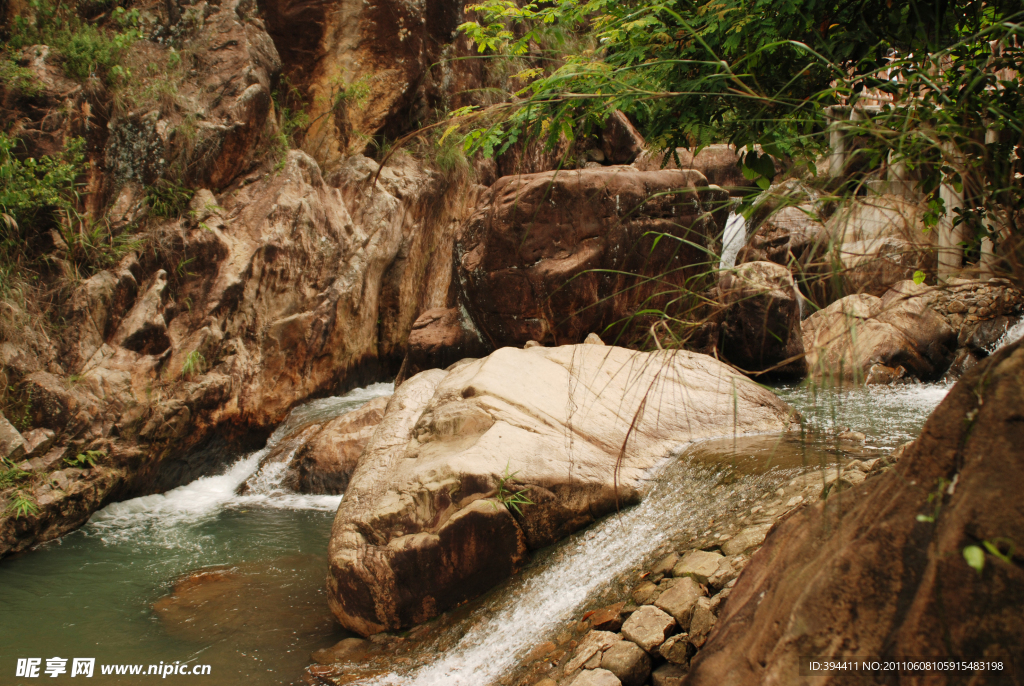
[310,638,372,665]
[620,605,676,653]
[454,167,727,348]
[600,640,651,686]
[565,631,622,675]
[686,339,1024,684]
[631,580,661,606]
[589,602,626,632]
[865,362,907,385]
[284,397,390,494]
[328,344,794,635]
[568,668,622,686]
[651,663,689,686]
[654,576,703,629]
[672,550,724,585]
[0,415,26,461]
[718,261,806,377]
[651,553,679,577]
[658,633,690,666]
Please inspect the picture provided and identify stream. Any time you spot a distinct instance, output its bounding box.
[1,379,951,685]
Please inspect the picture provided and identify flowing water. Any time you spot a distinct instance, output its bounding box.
[0,383,392,685]
[719,212,747,270]
[1,377,951,686]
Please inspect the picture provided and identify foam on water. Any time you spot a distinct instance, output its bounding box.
[86,382,393,545]
[990,315,1024,353]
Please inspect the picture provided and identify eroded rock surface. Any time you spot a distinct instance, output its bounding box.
[327,344,795,635]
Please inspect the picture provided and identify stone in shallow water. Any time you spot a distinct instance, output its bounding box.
[601,640,651,686]
[310,638,372,665]
[621,605,676,653]
[589,602,626,632]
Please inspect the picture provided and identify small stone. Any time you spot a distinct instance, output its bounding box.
[527,642,557,662]
[658,633,690,665]
[709,588,731,615]
[947,300,966,314]
[620,605,676,653]
[654,576,703,628]
[651,663,688,686]
[590,602,626,632]
[837,430,866,442]
[688,597,716,648]
[524,340,542,349]
[534,680,558,686]
[631,580,661,606]
[584,332,605,345]
[568,668,622,686]
[671,550,724,584]
[708,556,743,590]
[564,631,621,674]
[785,495,804,507]
[600,641,651,686]
[651,552,679,577]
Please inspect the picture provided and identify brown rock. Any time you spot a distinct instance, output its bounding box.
[651,663,689,686]
[600,111,645,164]
[635,145,762,194]
[568,668,623,686]
[564,631,622,675]
[802,284,956,382]
[455,167,727,348]
[589,602,626,632]
[672,550,723,584]
[654,576,704,629]
[718,261,806,377]
[658,633,690,666]
[621,605,676,653]
[285,396,390,494]
[0,414,26,461]
[600,640,652,686]
[687,597,716,648]
[687,339,1024,685]
[398,307,489,383]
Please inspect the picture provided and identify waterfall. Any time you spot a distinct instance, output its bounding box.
[361,451,793,686]
[989,315,1024,353]
[719,212,747,270]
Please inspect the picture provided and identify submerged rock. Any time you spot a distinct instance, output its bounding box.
[686,339,1024,684]
[327,344,795,635]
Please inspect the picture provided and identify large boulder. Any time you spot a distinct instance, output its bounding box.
[687,339,1024,684]
[327,344,795,635]
[454,167,728,349]
[634,145,761,194]
[717,261,806,378]
[802,282,956,382]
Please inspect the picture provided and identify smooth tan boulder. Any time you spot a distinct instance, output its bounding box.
[327,344,795,635]
[802,283,956,382]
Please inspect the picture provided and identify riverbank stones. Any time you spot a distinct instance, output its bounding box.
[600,641,651,686]
[568,668,622,686]
[671,550,723,584]
[621,605,676,652]
[654,576,703,628]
